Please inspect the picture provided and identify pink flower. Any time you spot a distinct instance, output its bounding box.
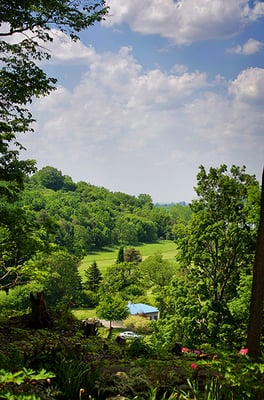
[191,363,198,370]
[239,348,248,355]
[181,347,189,353]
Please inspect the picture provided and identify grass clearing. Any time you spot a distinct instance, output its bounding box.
[78,240,177,278]
[72,309,97,320]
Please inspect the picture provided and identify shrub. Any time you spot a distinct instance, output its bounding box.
[0,282,44,315]
[123,315,153,334]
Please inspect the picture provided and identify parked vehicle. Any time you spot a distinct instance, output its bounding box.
[118,331,141,339]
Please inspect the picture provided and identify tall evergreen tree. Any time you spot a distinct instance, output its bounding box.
[84,261,102,292]
[116,246,125,264]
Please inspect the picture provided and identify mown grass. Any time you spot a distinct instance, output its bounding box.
[78,240,177,278]
[72,308,96,320]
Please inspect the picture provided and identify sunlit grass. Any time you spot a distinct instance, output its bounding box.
[78,240,177,278]
[72,308,97,320]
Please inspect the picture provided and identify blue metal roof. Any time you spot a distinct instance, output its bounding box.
[127,302,159,315]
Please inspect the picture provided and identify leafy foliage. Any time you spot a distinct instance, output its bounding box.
[0,367,55,400]
[96,293,129,325]
[155,165,260,349]
[140,252,177,290]
[100,260,145,302]
[22,250,82,308]
[177,164,259,302]
[0,0,108,203]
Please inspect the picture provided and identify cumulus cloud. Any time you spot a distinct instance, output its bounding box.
[228,67,264,105]
[28,46,264,157]
[228,38,264,55]
[20,44,264,202]
[44,30,97,64]
[31,46,209,150]
[103,0,264,45]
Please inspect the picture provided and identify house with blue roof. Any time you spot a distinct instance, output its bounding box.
[127,302,160,320]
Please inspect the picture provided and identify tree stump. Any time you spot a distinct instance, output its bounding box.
[30,291,50,329]
[82,318,99,336]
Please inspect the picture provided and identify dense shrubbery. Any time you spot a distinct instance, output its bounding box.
[123,315,153,334]
[2,308,264,400]
[0,282,44,316]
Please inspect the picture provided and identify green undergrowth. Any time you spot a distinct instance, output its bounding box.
[1,310,264,399]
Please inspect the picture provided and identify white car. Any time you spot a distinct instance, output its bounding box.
[118,331,141,339]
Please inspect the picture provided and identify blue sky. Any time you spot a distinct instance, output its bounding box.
[18,0,264,203]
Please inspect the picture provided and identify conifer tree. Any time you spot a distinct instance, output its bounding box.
[116,246,125,264]
[84,261,102,292]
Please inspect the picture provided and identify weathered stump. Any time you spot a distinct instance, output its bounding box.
[30,291,50,329]
[82,318,99,336]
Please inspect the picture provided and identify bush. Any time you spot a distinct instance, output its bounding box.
[123,315,153,334]
[127,339,154,357]
[0,282,44,315]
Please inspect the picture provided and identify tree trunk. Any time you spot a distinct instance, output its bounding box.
[246,168,264,361]
[30,291,50,329]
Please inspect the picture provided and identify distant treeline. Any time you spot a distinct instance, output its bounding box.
[21,166,191,256]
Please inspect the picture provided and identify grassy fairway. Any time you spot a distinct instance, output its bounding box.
[79,240,177,278]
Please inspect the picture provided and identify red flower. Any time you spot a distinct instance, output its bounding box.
[191,363,198,370]
[181,347,189,353]
[239,348,248,355]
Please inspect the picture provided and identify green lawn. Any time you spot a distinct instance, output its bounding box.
[78,240,177,278]
[72,308,97,320]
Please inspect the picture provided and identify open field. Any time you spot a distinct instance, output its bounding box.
[78,240,177,278]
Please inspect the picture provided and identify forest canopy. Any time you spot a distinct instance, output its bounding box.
[0,165,191,292]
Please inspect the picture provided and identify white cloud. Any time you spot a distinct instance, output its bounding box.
[30,46,209,151]
[33,50,262,151]
[45,30,97,64]
[245,1,264,21]
[103,0,264,45]
[228,67,264,105]
[20,46,264,202]
[228,38,264,55]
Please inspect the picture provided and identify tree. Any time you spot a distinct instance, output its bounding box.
[84,261,102,291]
[124,248,142,264]
[176,165,260,303]
[137,193,153,209]
[31,166,64,191]
[247,168,264,361]
[0,197,50,291]
[169,165,260,346]
[114,215,138,245]
[150,207,173,239]
[116,246,125,264]
[100,261,143,297]
[0,0,108,191]
[140,252,177,289]
[96,294,129,329]
[22,249,82,308]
